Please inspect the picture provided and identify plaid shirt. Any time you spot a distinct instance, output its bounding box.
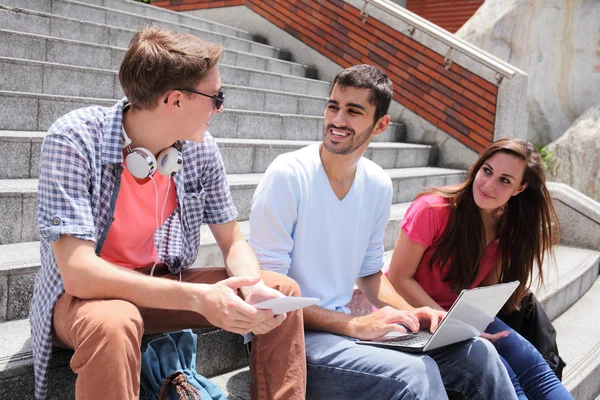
[30,98,237,399]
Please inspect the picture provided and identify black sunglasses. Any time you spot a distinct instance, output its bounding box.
[170,88,225,109]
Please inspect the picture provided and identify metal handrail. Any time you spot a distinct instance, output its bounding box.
[362,0,516,81]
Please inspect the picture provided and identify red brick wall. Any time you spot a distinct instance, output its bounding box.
[153,0,498,152]
[406,0,483,33]
[151,0,243,12]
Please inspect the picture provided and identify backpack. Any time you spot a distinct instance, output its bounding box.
[140,329,228,400]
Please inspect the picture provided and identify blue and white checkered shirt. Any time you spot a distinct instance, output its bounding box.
[30,98,237,399]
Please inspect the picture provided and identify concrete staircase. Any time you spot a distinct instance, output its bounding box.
[0,0,599,398]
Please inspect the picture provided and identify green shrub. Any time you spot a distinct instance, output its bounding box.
[532,141,555,172]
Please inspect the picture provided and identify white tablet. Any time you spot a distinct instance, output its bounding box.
[253,296,320,315]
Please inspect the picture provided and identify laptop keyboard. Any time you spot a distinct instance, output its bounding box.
[380,331,432,346]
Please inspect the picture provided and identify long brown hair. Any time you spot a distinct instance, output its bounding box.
[421,138,560,310]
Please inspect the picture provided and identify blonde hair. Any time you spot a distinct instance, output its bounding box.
[119,26,223,110]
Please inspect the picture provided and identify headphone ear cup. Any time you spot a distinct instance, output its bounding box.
[156,147,183,177]
[126,147,157,179]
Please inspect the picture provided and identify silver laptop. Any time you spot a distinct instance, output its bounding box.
[356,281,519,353]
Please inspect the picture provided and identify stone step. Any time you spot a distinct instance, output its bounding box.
[0,0,252,41]
[208,265,600,400]
[0,4,279,59]
[0,89,331,132]
[0,318,249,398]
[0,91,406,140]
[211,367,250,400]
[0,56,330,99]
[0,132,432,178]
[0,85,329,120]
[346,247,600,321]
[0,29,307,78]
[0,168,463,246]
[555,275,600,399]
[0,203,413,322]
[1,246,597,398]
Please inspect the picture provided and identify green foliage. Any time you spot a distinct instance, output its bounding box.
[134,0,150,4]
[532,141,555,172]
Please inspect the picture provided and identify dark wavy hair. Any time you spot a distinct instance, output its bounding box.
[420,138,560,311]
[330,64,393,123]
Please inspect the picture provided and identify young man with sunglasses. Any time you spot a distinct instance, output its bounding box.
[30,26,306,400]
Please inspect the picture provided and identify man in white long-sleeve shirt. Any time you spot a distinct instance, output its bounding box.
[249,64,517,399]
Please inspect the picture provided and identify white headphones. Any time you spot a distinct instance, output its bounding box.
[121,103,183,179]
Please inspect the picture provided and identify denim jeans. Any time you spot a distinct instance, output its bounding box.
[486,318,573,400]
[305,330,518,400]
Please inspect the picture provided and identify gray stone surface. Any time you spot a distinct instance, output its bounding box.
[263,92,298,114]
[195,329,248,378]
[549,183,600,251]
[19,196,37,243]
[547,105,600,204]
[0,8,50,37]
[49,15,110,46]
[297,96,327,116]
[266,58,293,75]
[53,0,107,25]
[38,97,112,131]
[43,65,115,98]
[0,30,46,62]
[0,139,31,179]
[0,0,50,13]
[210,367,250,399]
[219,144,255,175]
[29,141,42,179]
[46,38,114,69]
[235,113,283,140]
[0,94,38,131]
[0,195,22,245]
[535,246,600,321]
[0,317,248,397]
[6,273,34,321]
[0,59,43,94]
[107,25,132,47]
[281,115,321,141]
[0,276,6,322]
[0,241,41,275]
[555,276,600,399]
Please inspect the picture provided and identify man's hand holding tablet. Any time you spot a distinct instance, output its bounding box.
[253,296,320,315]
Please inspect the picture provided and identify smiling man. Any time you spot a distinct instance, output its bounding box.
[249,64,518,399]
[29,26,306,400]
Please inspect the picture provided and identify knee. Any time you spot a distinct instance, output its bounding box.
[395,356,444,395]
[260,270,301,297]
[77,300,143,346]
[467,337,509,373]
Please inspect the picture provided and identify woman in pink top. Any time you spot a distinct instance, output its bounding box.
[387,138,572,399]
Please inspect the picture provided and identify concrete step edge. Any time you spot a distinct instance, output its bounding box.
[0,28,307,69]
[0,132,427,149]
[0,317,247,381]
[0,3,273,52]
[0,202,413,276]
[0,56,321,87]
[0,167,463,194]
[70,0,252,38]
[0,71,320,103]
[554,276,600,399]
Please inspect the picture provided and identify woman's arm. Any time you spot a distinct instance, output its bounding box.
[387,230,445,311]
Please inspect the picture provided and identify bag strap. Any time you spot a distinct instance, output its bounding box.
[158,371,202,400]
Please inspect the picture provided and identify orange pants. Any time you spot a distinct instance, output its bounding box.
[52,267,307,400]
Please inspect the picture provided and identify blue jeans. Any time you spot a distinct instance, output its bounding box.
[305,330,518,400]
[486,318,573,400]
